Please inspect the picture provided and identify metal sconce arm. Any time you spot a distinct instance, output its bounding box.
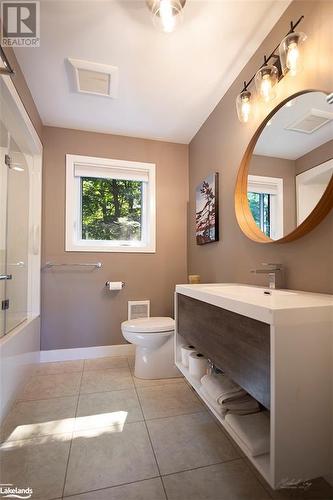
[240,15,304,94]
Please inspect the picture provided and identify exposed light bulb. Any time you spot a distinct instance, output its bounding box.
[241,99,251,123]
[255,64,278,102]
[148,0,185,34]
[286,41,299,76]
[160,0,175,32]
[261,74,272,102]
[236,90,252,124]
[279,31,307,76]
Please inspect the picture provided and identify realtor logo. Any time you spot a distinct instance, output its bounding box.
[1,1,40,47]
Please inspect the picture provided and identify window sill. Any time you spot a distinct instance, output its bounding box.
[65,243,156,253]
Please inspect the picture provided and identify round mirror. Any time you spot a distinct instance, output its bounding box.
[235,90,333,243]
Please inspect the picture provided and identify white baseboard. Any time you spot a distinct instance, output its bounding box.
[40,344,135,363]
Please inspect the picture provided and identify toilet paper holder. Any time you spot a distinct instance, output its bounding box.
[105,281,126,290]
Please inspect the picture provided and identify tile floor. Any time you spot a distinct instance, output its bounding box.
[0,356,332,500]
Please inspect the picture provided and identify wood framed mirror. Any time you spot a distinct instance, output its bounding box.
[235,90,333,243]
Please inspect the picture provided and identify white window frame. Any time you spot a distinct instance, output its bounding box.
[296,159,333,225]
[248,175,284,240]
[65,154,156,253]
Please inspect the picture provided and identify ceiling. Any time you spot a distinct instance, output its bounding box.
[14,0,291,144]
[255,92,333,160]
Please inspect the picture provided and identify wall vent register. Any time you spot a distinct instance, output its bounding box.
[128,300,150,320]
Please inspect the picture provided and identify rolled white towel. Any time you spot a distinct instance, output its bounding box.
[201,373,246,405]
[225,411,270,457]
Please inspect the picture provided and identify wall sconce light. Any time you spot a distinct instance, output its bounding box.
[279,23,307,76]
[255,58,279,102]
[235,16,306,123]
[146,0,186,33]
[236,85,252,123]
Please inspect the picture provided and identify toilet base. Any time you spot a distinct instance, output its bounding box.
[134,335,182,379]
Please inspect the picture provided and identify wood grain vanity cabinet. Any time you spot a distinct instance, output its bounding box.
[174,284,333,490]
[177,294,270,409]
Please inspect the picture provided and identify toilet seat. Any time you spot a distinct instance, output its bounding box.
[121,317,175,334]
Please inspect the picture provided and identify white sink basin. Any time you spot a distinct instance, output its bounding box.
[199,284,297,298]
[175,283,333,324]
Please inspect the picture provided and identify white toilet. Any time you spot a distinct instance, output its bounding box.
[121,317,181,379]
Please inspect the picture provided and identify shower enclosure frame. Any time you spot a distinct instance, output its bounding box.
[0,61,42,421]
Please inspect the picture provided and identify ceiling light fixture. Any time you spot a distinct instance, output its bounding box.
[146,0,186,33]
[235,16,306,123]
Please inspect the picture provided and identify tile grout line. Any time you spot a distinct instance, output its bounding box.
[59,458,252,500]
[6,358,281,500]
[131,363,247,498]
[126,357,169,500]
[3,408,211,448]
[16,382,136,404]
[60,363,85,499]
[160,456,245,478]
[182,384,273,497]
[61,475,162,499]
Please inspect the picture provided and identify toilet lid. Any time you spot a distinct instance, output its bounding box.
[121,317,175,333]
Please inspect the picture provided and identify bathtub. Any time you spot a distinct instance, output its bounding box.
[0,315,40,423]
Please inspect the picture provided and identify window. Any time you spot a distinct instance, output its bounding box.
[247,191,271,237]
[247,175,283,239]
[66,155,156,252]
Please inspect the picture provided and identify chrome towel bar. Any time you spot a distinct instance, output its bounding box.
[44,262,102,269]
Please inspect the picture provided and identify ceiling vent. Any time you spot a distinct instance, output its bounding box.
[68,58,119,98]
[285,108,333,134]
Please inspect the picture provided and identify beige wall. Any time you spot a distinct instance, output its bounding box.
[188,0,333,293]
[41,126,188,350]
[295,138,333,175]
[249,155,297,235]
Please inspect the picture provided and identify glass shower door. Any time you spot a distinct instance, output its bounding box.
[5,136,30,333]
[0,120,9,338]
[0,77,30,335]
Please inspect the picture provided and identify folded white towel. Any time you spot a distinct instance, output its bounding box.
[225,412,270,457]
[223,394,260,415]
[200,387,227,417]
[201,373,246,405]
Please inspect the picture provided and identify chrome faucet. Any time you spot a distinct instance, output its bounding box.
[251,263,284,289]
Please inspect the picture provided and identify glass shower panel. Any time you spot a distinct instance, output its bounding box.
[0,120,9,338]
[5,137,30,333]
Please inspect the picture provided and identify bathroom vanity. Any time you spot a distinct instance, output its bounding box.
[174,284,333,489]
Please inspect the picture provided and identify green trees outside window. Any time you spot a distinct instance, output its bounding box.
[81,177,143,241]
[247,191,271,238]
